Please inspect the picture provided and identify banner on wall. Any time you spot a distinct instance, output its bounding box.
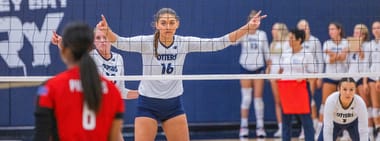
[0,0,66,76]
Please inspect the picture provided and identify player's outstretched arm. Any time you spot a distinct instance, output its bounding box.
[97,15,118,43]
[228,10,267,43]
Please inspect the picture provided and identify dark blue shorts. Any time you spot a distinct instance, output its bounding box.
[240,66,265,74]
[317,118,359,141]
[356,78,375,86]
[323,78,340,85]
[136,95,185,122]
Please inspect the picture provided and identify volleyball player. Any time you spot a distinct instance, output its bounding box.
[267,22,290,137]
[237,10,269,138]
[279,29,315,141]
[317,77,369,141]
[318,22,349,140]
[368,20,380,140]
[347,24,374,140]
[33,22,124,141]
[52,28,138,100]
[97,8,266,141]
[297,19,323,139]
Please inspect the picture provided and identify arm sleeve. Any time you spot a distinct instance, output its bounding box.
[34,84,57,141]
[323,97,335,141]
[357,97,369,141]
[314,38,324,73]
[186,34,235,53]
[262,32,270,61]
[322,41,331,64]
[306,53,317,73]
[117,58,129,99]
[363,43,371,73]
[112,35,150,53]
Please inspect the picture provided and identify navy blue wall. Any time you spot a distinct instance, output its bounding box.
[0,0,379,126]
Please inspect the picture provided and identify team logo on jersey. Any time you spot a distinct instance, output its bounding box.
[37,86,48,96]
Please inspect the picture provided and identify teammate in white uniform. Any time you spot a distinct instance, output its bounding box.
[237,10,269,138]
[268,22,290,137]
[279,29,316,141]
[317,77,368,141]
[97,8,266,141]
[297,20,323,139]
[347,24,375,140]
[52,29,139,100]
[318,22,349,139]
[368,21,380,141]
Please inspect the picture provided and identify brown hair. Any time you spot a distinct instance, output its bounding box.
[152,8,179,58]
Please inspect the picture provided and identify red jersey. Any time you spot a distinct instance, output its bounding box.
[35,66,124,141]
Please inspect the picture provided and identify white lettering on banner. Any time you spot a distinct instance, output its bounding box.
[24,13,64,66]
[0,0,66,12]
[0,0,66,75]
[0,0,10,12]
[12,0,22,11]
[0,17,25,68]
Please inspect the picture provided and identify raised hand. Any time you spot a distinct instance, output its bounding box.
[51,31,62,49]
[96,15,117,43]
[97,15,110,34]
[246,10,267,32]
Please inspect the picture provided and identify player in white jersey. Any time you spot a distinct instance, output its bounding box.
[278,29,316,141]
[368,21,380,141]
[52,29,139,100]
[317,77,368,141]
[267,22,290,137]
[237,10,269,138]
[318,22,349,139]
[347,24,375,140]
[297,20,323,139]
[97,8,266,141]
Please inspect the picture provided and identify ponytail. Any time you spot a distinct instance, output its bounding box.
[79,53,102,113]
[153,31,160,58]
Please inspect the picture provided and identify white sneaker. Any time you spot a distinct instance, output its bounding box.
[298,128,305,140]
[256,128,266,138]
[273,129,282,138]
[239,127,249,138]
[340,130,351,141]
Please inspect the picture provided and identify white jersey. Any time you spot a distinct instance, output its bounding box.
[323,39,349,80]
[302,35,323,73]
[279,48,317,80]
[113,34,233,99]
[90,49,129,99]
[238,30,269,71]
[368,39,380,81]
[323,92,368,141]
[348,42,371,81]
[269,41,291,74]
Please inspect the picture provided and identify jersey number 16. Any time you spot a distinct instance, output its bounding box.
[161,63,174,74]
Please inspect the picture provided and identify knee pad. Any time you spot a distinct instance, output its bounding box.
[241,88,252,109]
[254,97,264,110]
[319,104,324,115]
[373,108,379,118]
[368,107,373,118]
[311,98,316,107]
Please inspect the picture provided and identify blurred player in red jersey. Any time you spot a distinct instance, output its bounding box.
[33,22,124,141]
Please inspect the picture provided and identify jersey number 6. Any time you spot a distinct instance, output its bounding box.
[82,104,96,130]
